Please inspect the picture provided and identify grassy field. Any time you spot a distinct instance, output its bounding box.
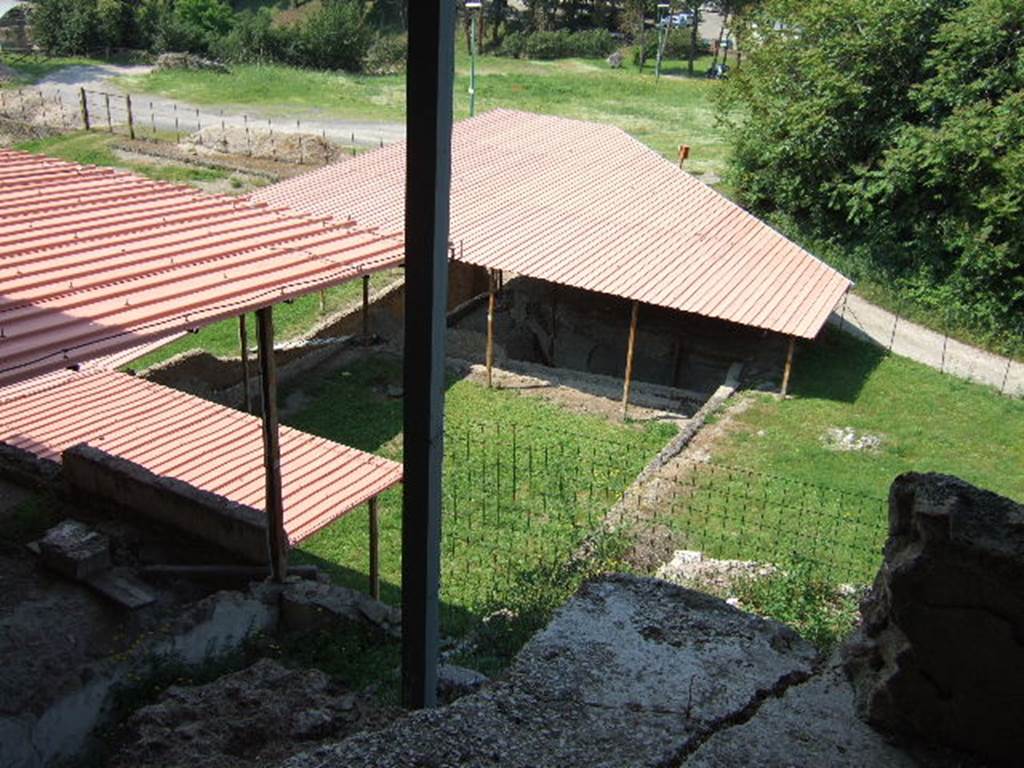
[14,132,233,185]
[660,330,1024,587]
[116,50,728,176]
[0,55,94,88]
[284,354,675,668]
[127,270,401,370]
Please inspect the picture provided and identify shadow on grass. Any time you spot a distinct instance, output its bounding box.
[791,328,886,404]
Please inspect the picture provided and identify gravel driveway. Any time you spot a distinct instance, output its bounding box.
[35,63,406,147]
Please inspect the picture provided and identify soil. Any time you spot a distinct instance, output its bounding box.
[607,393,757,572]
[109,658,401,768]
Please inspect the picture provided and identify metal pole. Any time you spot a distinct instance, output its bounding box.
[256,307,287,583]
[781,336,796,397]
[469,7,478,116]
[402,0,454,711]
[369,496,380,600]
[239,315,251,414]
[621,301,640,419]
[486,268,496,387]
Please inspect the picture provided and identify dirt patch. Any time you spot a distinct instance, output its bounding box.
[110,658,399,768]
[181,126,347,167]
[608,393,757,571]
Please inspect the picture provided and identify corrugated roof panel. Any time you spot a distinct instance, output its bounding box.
[0,150,404,387]
[253,109,850,338]
[0,370,402,545]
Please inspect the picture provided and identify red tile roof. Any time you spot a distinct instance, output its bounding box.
[254,109,850,339]
[0,370,402,544]
[0,149,404,386]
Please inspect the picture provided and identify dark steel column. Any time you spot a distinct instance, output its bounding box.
[402,0,454,710]
[256,306,287,582]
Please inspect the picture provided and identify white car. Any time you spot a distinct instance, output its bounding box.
[660,12,694,28]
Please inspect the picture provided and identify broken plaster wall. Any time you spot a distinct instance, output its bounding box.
[0,590,277,768]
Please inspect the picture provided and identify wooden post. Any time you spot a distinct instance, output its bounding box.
[621,301,640,419]
[256,307,287,583]
[104,93,112,133]
[362,274,371,339]
[239,315,251,414]
[368,495,380,600]
[319,288,326,314]
[550,286,558,363]
[486,268,496,388]
[78,87,90,130]
[780,336,796,397]
[125,94,135,140]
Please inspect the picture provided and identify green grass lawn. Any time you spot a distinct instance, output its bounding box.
[116,50,728,176]
[14,132,231,185]
[284,354,675,668]
[0,55,96,88]
[126,270,401,370]
[664,330,1024,586]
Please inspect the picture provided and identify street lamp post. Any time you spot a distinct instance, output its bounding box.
[655,3,671,81]
[467,1,482,116]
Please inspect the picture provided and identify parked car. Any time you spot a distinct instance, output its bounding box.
[660,12,693,28]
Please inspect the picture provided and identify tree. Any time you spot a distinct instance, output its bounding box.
[30,0,102,54]
[720,0,1023,344]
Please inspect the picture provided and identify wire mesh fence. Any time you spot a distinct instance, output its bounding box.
[0,84,389,165]
[427,419,888,638]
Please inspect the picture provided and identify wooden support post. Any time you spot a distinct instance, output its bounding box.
[368,496,380,600]
[125,94,135,140]
[486,268,496,388]
[621,301,640,419]
[239,315,251,414]
[104,93,112,133]
[550,286,558,363]
[781,336,796,397]
[256,307,287,583]
[402,0,454,710]
[362,274,371,339]
[319,288,326,315]
[78,87,90,130]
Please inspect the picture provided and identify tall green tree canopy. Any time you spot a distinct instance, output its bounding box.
[722,0,1023,344]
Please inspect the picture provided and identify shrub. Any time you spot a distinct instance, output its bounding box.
[499,28,617,60]
[215,8,281,64]
[290,0,372,72]
[30,0,102,54]
[363,33,407,75]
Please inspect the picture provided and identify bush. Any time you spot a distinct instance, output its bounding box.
[288,0,372,71]
[363,33,406,75]
[30,0,102,54]
[632,31,710,65]
[215,8,281,64]
[500,28,617,60]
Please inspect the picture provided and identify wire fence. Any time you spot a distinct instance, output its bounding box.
[0,83,391,166]
[428,419,888,637]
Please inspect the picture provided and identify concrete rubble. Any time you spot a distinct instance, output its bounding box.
[843,472,1024,766]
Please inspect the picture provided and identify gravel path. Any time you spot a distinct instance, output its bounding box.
[829,293,1022,397]
[34,63,407,147]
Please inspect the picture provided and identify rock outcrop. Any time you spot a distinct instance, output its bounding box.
[282,575,825,768]
[843,472,1024,766]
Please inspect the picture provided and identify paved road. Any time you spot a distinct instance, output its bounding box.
[34,63,407,147]
[828,294,1022,397]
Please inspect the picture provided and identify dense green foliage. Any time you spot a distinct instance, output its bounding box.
[722,0,1024,348]
[28,0,377,71]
